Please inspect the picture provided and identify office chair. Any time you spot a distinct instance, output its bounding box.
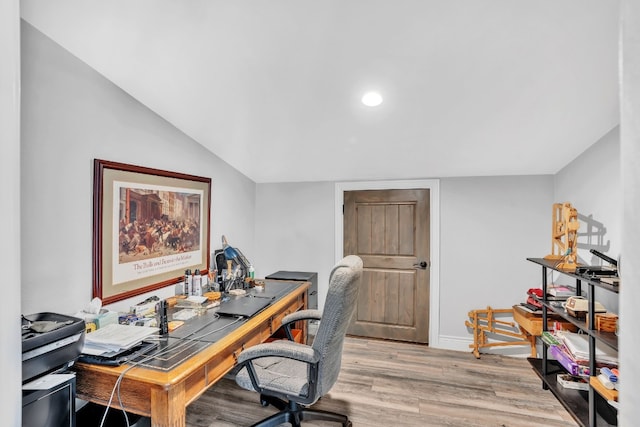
[234,255,363,427]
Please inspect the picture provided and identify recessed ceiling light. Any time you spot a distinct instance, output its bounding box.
[361,91,383,107]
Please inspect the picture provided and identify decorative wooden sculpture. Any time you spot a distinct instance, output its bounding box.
[465,306,534,358]
[544,202,580,271]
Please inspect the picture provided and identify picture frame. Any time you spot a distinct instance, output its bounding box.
[93,159,211,305]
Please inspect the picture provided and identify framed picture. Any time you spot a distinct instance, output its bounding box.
[93,159,211,305]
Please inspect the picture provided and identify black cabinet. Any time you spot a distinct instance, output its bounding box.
[527,258,618,427]
[22,375,76,427]
[265,271,318,309]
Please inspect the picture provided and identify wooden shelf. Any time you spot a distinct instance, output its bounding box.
[528,358,617,426]
[590,377,618,402]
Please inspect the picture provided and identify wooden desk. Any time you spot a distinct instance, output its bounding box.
[512,304,576,336]
[74,281,308,427]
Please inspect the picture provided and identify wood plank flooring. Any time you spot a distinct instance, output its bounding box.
[186,337,578,427]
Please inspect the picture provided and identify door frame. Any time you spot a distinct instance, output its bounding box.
[335,179,441,348]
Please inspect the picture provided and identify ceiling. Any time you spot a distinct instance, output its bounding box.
[20,1,620,183]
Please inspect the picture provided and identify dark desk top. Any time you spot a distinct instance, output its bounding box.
[129,280,301,371]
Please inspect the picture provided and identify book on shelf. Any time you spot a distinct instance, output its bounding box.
[518,303,542,314]
[548,300,565,310]
[599,276,620,286]
[548,285,576,298]
[557,373,589,391]
[545,294,570,301]
[541,331,561,346]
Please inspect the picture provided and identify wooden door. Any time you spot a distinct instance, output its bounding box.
[344,189,430,343]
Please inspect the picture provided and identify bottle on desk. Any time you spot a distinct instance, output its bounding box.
[201,270,208,292]
[185,269,192,296]
[158,300,168,336]
[193,269,202,296]
[208,269,219,292]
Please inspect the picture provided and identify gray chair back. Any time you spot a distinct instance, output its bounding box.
[311,255,362,397]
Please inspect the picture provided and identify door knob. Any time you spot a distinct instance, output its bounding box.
[413,261,429,269]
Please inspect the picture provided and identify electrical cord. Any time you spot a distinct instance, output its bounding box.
[99,313,243,427]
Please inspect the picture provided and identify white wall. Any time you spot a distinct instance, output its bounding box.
[1,1,22,426]
[554,126,621,311]
[555,126,621,260]
[620,0,640,423]
[254,175,553,350]
[553,122,632,423]
[20,22,256,315]
[438,175,554,350]
[254,182,335,308]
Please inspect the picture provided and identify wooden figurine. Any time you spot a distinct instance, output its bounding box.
[544,202,580,271]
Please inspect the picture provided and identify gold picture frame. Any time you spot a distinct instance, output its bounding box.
[93,159,211,305]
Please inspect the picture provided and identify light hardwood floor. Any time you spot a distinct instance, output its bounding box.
[186,337,578,427]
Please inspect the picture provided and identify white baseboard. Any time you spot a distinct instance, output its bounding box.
[432,335,473,352]
[432,334,534,358]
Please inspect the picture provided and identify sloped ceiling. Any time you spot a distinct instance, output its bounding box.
[20,0,620,183]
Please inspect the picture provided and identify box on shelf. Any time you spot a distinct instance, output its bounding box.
[557,374,589,391]
[596,313,618,333]
[565,296,607,319]
[549,344,589,377]
[94,311,119,329]
[130,301,157,316]
[75,310,119,332]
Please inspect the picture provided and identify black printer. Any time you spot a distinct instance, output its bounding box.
[22,312,85,427]
[22,312,85,381]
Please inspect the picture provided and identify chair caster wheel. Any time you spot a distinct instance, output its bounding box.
[260,399,269,407]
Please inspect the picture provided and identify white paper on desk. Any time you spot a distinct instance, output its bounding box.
[23,373,75,390]
[81,342,126,356]
[84,324,157,353]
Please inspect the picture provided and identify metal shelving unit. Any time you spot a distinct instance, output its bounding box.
[526,258,618,427]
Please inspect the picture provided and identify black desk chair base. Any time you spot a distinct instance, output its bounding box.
[254,395,351,427]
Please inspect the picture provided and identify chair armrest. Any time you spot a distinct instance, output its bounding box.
[281,309,322,341]
[237,340,319,365]
[282,309,322,327]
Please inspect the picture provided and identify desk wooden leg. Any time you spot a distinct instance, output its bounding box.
[150,383,186,427]
[528,335,537,357]
[522,330,537,358]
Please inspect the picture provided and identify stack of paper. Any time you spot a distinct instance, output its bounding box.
[547,285,576,299]
[558,331,618,366]
[82,323,158,357]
